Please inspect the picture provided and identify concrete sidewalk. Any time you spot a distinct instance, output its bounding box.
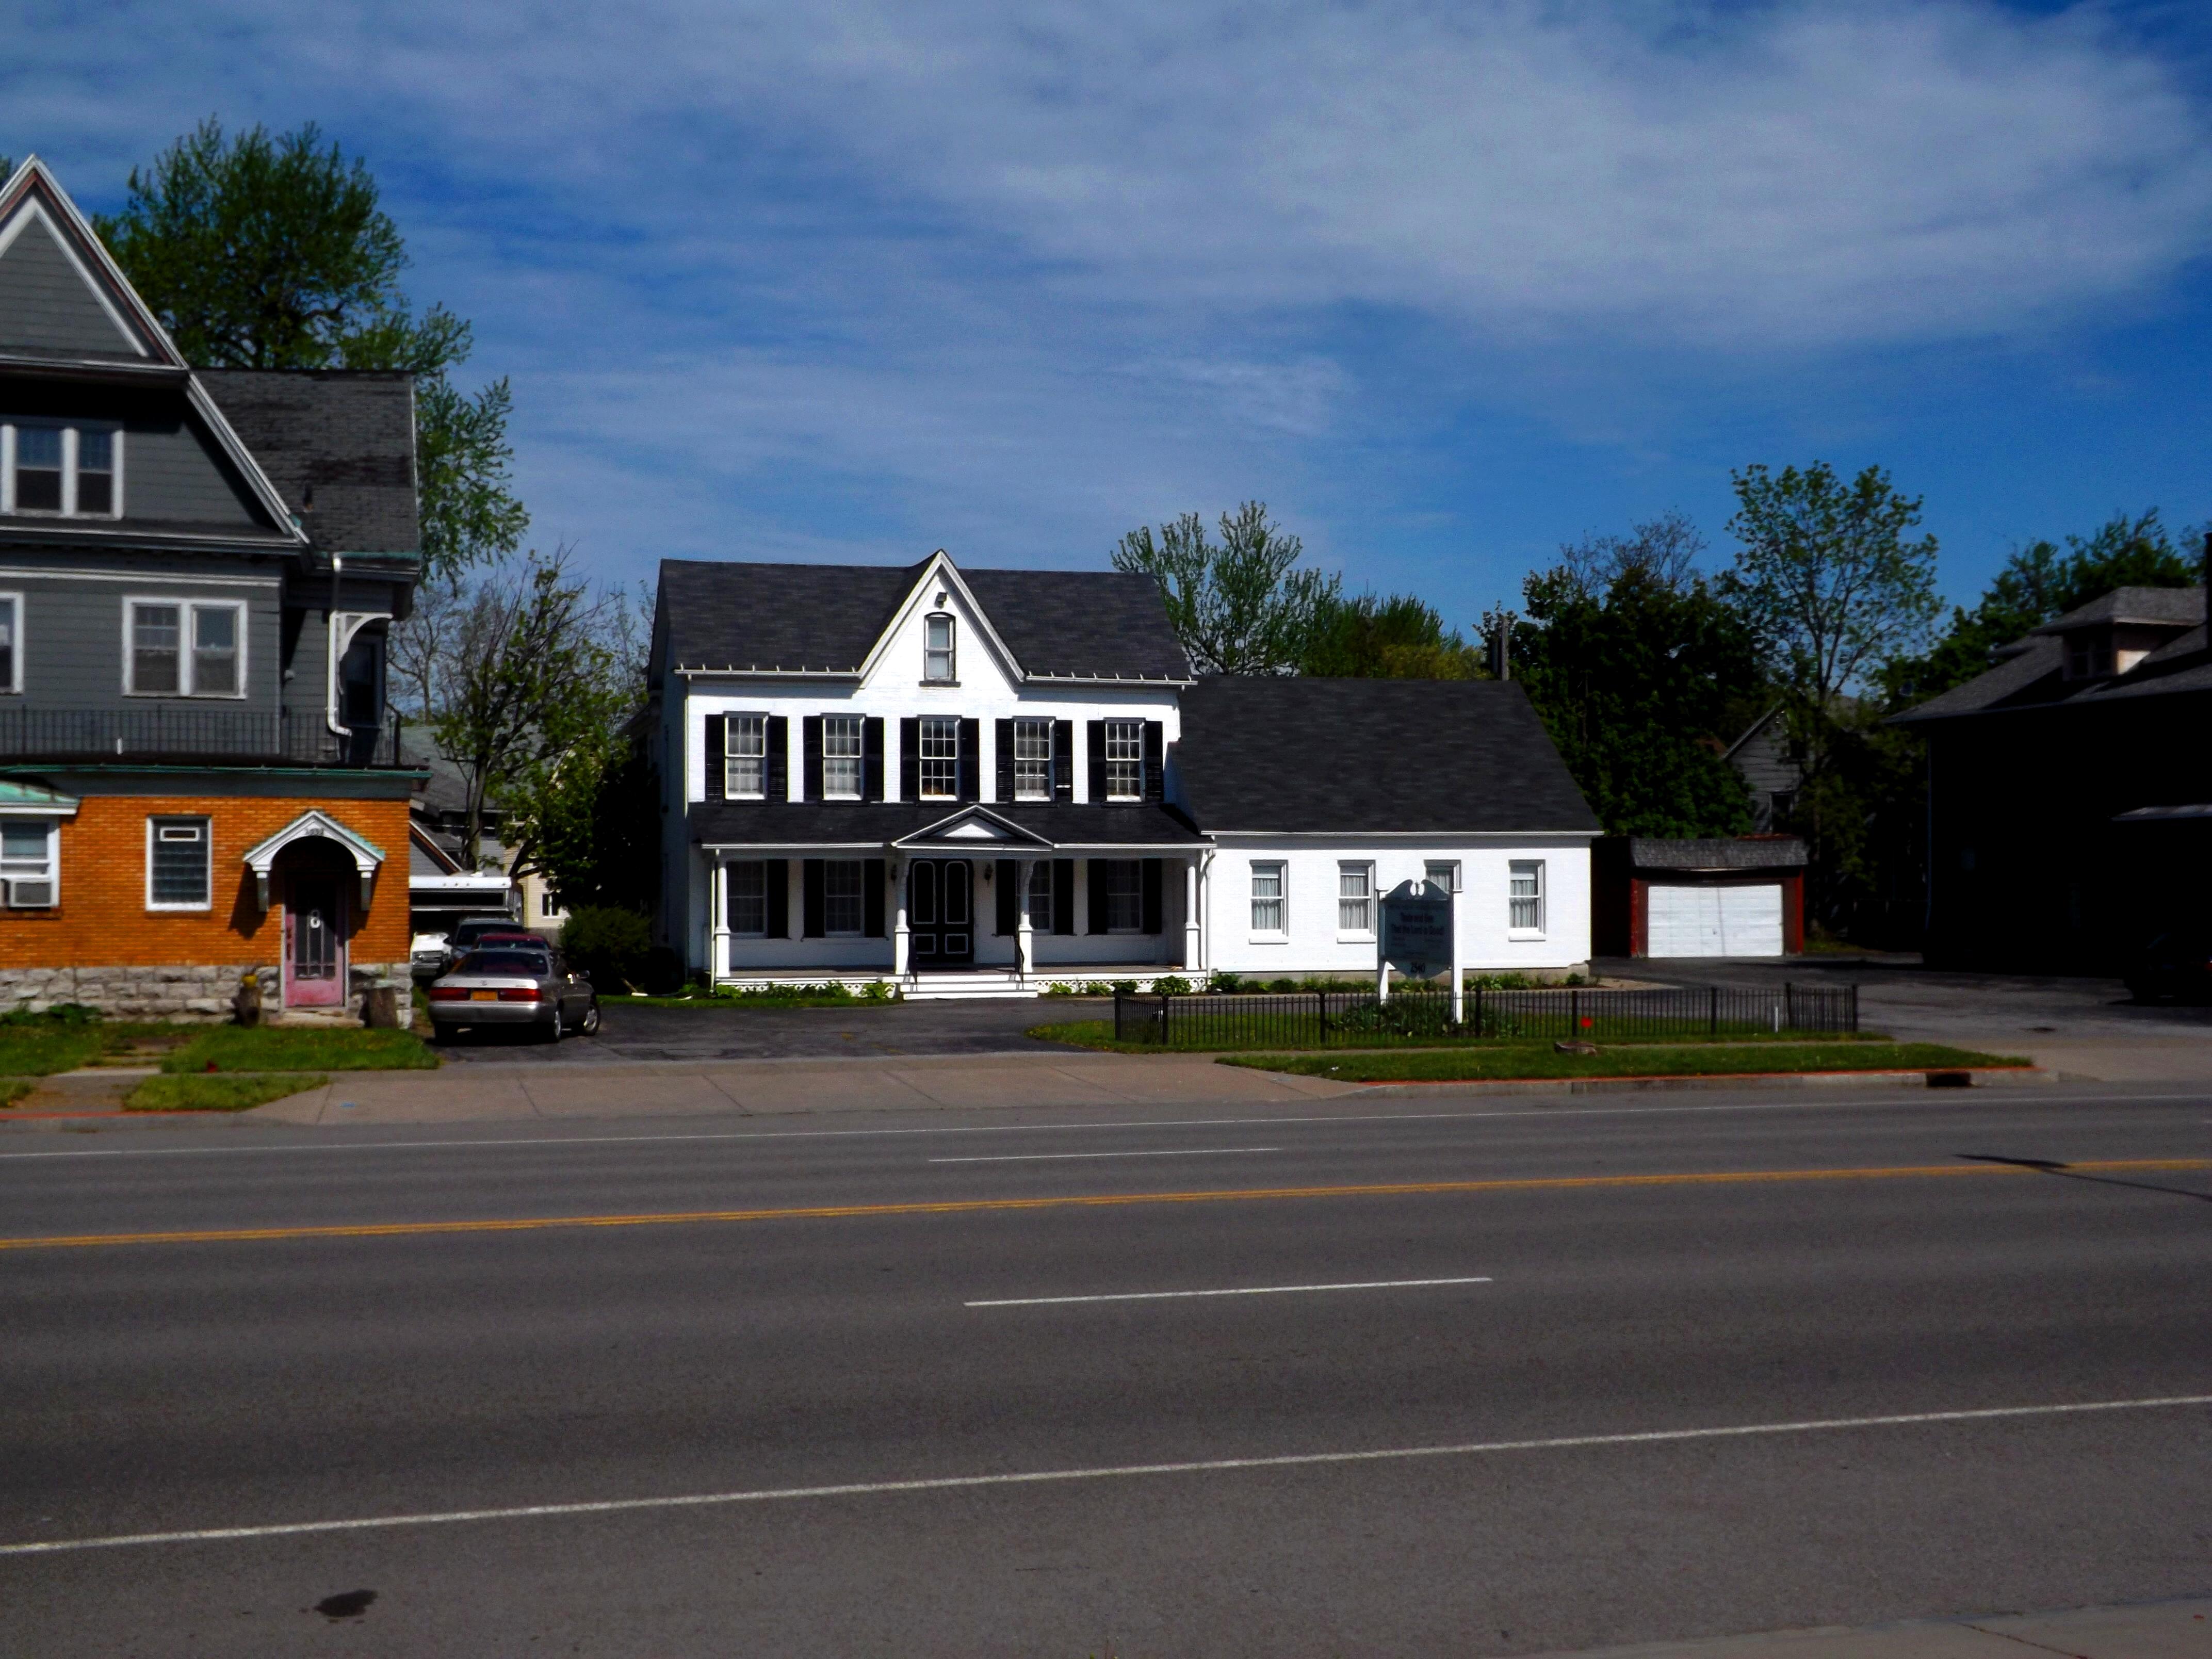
[1540,1596,2211,1658]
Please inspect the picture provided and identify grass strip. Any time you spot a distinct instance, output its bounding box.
[125,1074,330,1113]
[1031,1019,1891,1055]
[0,1079,32,1107]
[161,1028,437,1074]
[0,1030,109,1076]
[1220,1042,2027,1083]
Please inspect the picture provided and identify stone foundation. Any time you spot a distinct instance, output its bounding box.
[0,962,410,1023]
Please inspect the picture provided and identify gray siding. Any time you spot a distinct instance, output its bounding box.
[121,412,271,528]
[1728,713,1803,833]
[0,215,146,361]
[278,575,404,724]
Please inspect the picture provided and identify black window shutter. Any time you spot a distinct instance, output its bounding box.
[900,717,919,803]
[802,859,825,937]
[864,858,885,937]
[1052,859,1075,934]
[766,717,788,801]
[1086,721,1106,804]
[1143,722,1164,803]
[802,717,823,802]
[864,718,885,802]
[1142,857,1163,934]
[995,858,1019,934]
[766,859,789,938]
[1052,720,1073,803]
[703,715,726,802]
[995,719,1014,802]
[959,718,980,802]
[1087,858,1109,933]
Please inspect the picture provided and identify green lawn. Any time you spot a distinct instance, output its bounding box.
[126,1074,329,1112]
[161,1027,437,1073]
[1221,1041,2027,1084]
[0,1026,110,1076]
[1030,1018,1889,1055]
[0,1079,31,1107]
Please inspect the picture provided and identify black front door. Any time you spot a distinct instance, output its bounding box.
[908,859,973,966]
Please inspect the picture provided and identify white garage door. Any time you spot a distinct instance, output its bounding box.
[1646,884,1785,958]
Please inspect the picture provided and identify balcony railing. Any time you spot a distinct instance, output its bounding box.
[0,707,405,768]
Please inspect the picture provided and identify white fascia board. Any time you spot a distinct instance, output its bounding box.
[1205,828,1603,840]
[675,666,860,680]
[1,158,182,365]
[856,551,1024,685]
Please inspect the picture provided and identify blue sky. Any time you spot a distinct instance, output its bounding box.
[11,1,2212,635]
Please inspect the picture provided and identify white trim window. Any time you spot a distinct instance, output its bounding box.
[822,715,864,800]
[147,816,212,910]
[1424,859,1460,896]
[923,613,956,682]
[1013,718,1052,801]
[1,421,123,518]
[1025,858,1053,924]
[726,714,767,800]
[1249,860,1286,937]
[918,716,958,800]
[1338,861,1375,936]
[1509,860,1546,934]
[1102,858,1143,932]
[727,860,768,936]
[1104,719,1143,800]
[0,592,20,693]
[823,860,866,937]
[0,817,57,908]
[126,597,246,697]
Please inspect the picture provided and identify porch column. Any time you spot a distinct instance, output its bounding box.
[1183,855,1202,970]
[709,856,729,983]
[1015,858,1035,979]
[891,857,910,978]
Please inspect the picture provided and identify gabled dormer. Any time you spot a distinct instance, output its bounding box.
[2034,587,2207,683]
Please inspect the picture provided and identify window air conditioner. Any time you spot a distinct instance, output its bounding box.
[5,880,54,908]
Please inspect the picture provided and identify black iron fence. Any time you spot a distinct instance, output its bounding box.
[1112,982,1859,1047]
[0,707,403,767]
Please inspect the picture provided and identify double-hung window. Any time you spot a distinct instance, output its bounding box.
[1026,859,1053,925]
[822,715,863,800]
[726,714,767,799]
[918,716,958,800]
[727,860,768,936]
[823,860,866,936]
[923,614,956,682]
[1013,718,1052,801]
[1509,860,1546,934]
[1338,862,1375,936]
[1424,860,1460,897]
[2,422,122,517]
[1102,859,1143,932]
[1249,861,1286,936]
[0,818,57,908]
[0,593,20,693]
[147,817,212,910]
[127,598,245,697]
[1103,719,1143,800]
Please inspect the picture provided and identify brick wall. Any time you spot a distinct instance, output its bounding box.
[0,793,411,970]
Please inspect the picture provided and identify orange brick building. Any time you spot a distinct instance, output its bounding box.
[0,159,425,1019]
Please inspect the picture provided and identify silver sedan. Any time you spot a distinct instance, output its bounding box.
[426,947,601,1042]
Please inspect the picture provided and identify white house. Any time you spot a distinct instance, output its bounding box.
[648,551,1598,995]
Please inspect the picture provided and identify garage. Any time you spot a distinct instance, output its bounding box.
[1647,882,1785,957]
[1591,836,1807,959]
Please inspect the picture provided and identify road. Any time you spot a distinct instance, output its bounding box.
[3,1082,2209,1655]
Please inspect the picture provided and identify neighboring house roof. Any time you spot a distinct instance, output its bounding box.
[1174,677,1600,835]
[691,802,1203,849]
[197,369,420,557]
[655,558,1190,682]
[2030,586,2207,634]
[1627,837,1806,872]
[1894,590,2211,725]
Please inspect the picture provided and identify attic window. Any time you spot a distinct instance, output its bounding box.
[923,613,956,682]
[2,422,122,518]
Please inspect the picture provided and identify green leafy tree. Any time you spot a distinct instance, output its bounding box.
[1299,591,1484,678]
[96,119,525,579]
[1113,501,1339,674]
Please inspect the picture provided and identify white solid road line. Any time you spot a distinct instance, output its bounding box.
[930,1147,1281,1164]
[967,1276,1492,1307]
[4,1394,2206,1558]
[0,1091,2195,1161]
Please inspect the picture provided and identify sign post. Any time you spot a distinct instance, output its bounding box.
[1379,880,1454,1014]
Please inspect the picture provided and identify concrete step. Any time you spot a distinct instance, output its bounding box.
[902,972,1038,1001]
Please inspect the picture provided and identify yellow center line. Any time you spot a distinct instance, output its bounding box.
[4,1158,2206,1253]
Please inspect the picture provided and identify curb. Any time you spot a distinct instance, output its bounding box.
[1347,1067,2051,1099]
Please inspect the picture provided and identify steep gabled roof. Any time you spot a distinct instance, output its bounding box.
[654,556,1190,682]
[0,156,176,367]
[198,370,420,557]
[1176,677,1600,835]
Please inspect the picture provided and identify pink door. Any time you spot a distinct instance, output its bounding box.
[283,879,347,1008]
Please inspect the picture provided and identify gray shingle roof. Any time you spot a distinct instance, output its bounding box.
[198,370,419,556]
[1894,596,2212,724]
[2031,585,2206,633]
[1630,837,1806,871]
[1175,677,1600,835]
[656,559,1189,680]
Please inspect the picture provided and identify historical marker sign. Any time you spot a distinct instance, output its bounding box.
[1379,880,1453,978]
